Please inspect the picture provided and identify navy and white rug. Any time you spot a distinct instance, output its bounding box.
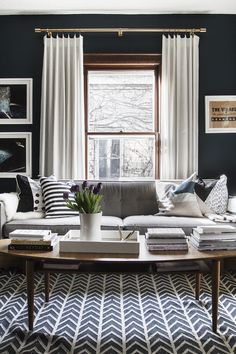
[0,271,236,353]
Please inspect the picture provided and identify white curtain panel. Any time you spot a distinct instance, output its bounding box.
[160,35,199,179]
[40,35,85,179]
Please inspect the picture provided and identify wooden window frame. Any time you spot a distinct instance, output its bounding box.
[84,53,161,179]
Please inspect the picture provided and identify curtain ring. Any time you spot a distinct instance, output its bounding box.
[47,30,52,38]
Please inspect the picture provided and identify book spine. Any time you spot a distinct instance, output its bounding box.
[145,239,187,244]
[9,229,51,234]
[9,231,51,238]
[8,244,53,251]
[9,236,45,240]
[145,234,185,239]
[147,244,188,251]
[11,240,52,245]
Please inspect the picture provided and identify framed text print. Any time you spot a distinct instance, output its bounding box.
[205,96,236,133]
[0,78,32,124]
[0,132,32,177]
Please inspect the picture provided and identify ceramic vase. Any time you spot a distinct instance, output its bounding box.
[79,212,102,241]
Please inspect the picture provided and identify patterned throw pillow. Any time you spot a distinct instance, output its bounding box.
[16,174,45,213]
[40,176,78,218]
[194,175,228,215]
[157,173,203,217]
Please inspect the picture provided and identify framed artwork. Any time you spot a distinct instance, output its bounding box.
[205,96,236,133]
[0,78,32,124]
[0,132,32,177]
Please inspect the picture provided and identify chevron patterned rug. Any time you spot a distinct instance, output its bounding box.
[0,271,235,354]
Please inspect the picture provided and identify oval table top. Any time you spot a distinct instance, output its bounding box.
[0,237,236,263]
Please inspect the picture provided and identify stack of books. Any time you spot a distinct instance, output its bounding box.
[8,229,58,251]
[145,228,188,251]
[190,225,236,251]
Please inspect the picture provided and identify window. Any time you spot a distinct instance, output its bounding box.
[84,54,160,180]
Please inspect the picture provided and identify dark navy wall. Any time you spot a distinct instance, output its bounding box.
[0,14,235,192]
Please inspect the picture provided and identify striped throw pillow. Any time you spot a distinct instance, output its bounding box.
[40,177,78,218]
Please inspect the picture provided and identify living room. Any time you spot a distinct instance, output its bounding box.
[0,0,236,353]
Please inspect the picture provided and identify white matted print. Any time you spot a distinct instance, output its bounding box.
[205,96,236,133]
[0,132,32,177]
[0,78,32,124]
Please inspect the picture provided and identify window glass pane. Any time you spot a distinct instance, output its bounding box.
[88,135,155,180]
[88,70,155,132]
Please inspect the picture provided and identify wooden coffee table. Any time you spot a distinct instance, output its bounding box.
[0,236,235,333]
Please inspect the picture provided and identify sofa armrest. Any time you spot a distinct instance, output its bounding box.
[0,202,7,239]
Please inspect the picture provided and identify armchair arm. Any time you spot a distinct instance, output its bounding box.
[0,202,7,239]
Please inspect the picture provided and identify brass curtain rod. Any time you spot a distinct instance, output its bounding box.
[35,27,206,37]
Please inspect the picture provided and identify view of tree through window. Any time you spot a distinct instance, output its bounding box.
[88,70,154,132]
[88,136,155,179]
[85,56,159,180]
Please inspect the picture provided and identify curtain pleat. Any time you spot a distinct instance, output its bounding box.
[39,35,85,179]
[160,35,199,179]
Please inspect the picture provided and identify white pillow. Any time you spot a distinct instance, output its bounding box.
[0,193,19,221]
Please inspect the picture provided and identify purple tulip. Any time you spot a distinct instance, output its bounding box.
[93,187,98,194]
[96,182,102,193]
[71,184,80,193]
[63,191,69,200]
[89,184,94,192]
[82,180,88,190]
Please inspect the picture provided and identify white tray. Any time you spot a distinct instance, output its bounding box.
[59,230,140,254]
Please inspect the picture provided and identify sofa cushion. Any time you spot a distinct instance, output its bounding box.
[3,216,123,237]
[67,181,122,218]
[123,215,215,236]
[72,181,158,218]
[120,181,158,218]
[100,182,122,217]
[13,211,44,220]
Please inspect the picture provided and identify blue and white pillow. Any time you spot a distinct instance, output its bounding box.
[158,173,203,217]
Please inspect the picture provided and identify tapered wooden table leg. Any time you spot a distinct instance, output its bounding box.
[44,272,50,302]
[26,260,35,331]
[212,259,221,333]
[195,272,201,300]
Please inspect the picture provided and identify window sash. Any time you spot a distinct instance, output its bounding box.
[87,69,156,133]
[87,134,156,181]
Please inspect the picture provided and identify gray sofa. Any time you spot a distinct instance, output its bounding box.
[0,180,217,238]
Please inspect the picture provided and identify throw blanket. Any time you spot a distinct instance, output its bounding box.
[207,213,236,223]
